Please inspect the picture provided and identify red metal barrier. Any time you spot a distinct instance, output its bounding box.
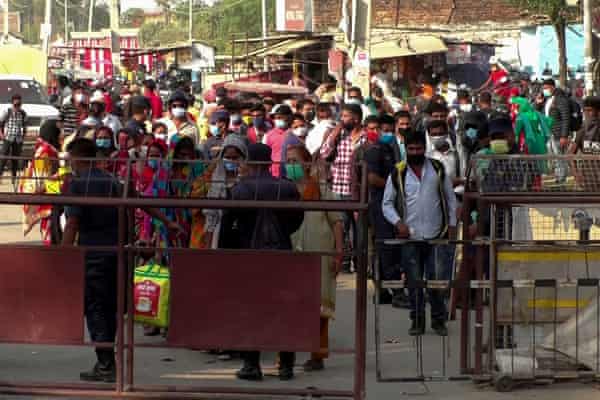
[167,251,322,351]
[0,247,85,344]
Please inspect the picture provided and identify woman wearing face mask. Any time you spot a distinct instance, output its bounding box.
[285,144,344,372]
[20,119,62,244]
[279,113,309,178]
[197,134,248,249]
[168,137,205,246]
[95,126,116,155]
[511,97,551,155]
[152,122,169,143]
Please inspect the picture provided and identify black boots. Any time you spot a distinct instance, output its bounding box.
[431,319,448,336]
[80,361,116,383]
[409,317,425,336]
[236,364,264,381]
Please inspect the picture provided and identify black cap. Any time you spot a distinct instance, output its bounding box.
[543,78,556,87]
[247,143,272,163]
[271,104,293,116]
[488,117,513,135]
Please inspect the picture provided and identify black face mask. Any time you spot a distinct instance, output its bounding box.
[305,110,315,121]
[397,128,410,136]
[407,154,425,167]
[343,121,355,131]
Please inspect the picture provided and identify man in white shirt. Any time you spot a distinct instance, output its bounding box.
[382,129,457,337]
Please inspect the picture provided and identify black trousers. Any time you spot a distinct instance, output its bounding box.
[0,140,23,179]
[85,254,118,366]
[243,351,295,369]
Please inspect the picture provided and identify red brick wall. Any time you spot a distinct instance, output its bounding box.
[313,0,523,31]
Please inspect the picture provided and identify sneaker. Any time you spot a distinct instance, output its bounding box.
[303,358,325,372]
[80,362,116,383]
[279,366,294,381]
[432,319,448,336]
[236,365,263,381]
[408,318,425,336]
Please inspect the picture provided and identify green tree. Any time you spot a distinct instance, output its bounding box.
[122,7,146,28]
[505,0,579,86]
[139,22,186,47]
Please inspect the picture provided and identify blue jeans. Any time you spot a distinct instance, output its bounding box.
[402,243,454,321]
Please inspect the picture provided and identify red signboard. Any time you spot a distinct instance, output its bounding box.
[276,0,312,32]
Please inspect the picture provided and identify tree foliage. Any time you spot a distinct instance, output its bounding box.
[504,0,579,86]
[13,0,110,44]
[139,22,187,47]
[122,8,146,28]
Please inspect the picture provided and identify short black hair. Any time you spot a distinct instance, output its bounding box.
[479,92,492,104]
[404,130,427,147]
[427,101,448,115]
[263,98,275,106]
[11,93,21,101]
[292,113,306,122]
[68,137,97,158]
[543,78,556,87]
[152,122,168,132]
[394,110,411,121]
[457,90,470,100]
[379,114,395,126]
[297,98,315,110]
[348,87,362,97]
[342,104,363,122]
[364,115,380,126]
[427,119,448,132]
[583,96,600,109]
[250,104,266,113]
[317,103,332,113]
[174,136,196,157]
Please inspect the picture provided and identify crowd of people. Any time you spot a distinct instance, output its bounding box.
[4,57,599,383]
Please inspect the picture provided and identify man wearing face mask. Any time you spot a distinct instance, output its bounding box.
[162,91,199,145]
[297,98,316,130]
[264,104,293,177]
[247,104,271,144]
[61,87,89,135]
[392,111,411,163]
[364,115,403,305]
[427,120,461,186]
[125,96,150,138]
[346,87,371,121]
[543,79,572,157]
[203,110,231,160]
[305,103,336,156]
[382,130,457,336]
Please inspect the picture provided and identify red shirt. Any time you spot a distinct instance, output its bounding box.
[145,91,164,120]
[103,92,113,114]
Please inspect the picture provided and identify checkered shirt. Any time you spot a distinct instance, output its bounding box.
[1,108,26,143]
[320,129,365,195]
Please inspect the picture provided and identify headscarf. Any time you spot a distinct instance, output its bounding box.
[39,119,61,150]
[207,134,248,200]
[511,96,550,155]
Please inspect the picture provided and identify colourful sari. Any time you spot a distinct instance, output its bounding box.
[20,138,59,244]
[168,161,205,247]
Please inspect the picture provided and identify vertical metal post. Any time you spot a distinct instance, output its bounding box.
[188,0,193,42]
[116,204,126,393]
[261,0,268,72]
[459,195,472,372]
[353,162,368,400]
[42,0,52,56]
[87,0,94,47]
[584,0,594,96]
[64,0,68,43]
[474,201,485,374]
[488,204,497,373]
[231,37,236,81]
[245,31,249,78]
[3,0,9,40]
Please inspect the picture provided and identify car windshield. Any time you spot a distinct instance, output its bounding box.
[0,79,49,105]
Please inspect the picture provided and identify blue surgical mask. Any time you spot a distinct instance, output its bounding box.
[253,116,264,128]
[274,119,288,129]
[379,132,395,145]
[210,124,220,137]
[95,138,111,149]
[223,158,238,173]
[148,159,160,170]
[466,128,478,140]
[231,114,242,124]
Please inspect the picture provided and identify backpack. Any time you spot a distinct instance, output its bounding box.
[250,209,288,250]
[569,98,583,132]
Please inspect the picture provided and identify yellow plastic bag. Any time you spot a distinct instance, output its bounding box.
[133,263,170,328]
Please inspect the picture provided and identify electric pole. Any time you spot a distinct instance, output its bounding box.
[42,0,52,55]
[3,0,9,42]
[189,0,193,42]
[262,0,267,71]
[584,0,594,96]
[87,0,94,46]
[64,0,68,43]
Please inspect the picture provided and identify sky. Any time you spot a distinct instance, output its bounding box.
[121,0,216,11]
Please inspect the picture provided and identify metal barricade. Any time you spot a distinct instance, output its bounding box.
[0,156,370,400]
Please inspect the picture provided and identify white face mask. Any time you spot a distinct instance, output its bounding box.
[459,104,473,113]
[75,93,85,103]
[431,135,450,150]
[155,133,167,142]
[172,107,186,119]
[293,127,308,137]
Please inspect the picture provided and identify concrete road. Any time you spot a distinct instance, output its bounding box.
[0,199,598,400]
